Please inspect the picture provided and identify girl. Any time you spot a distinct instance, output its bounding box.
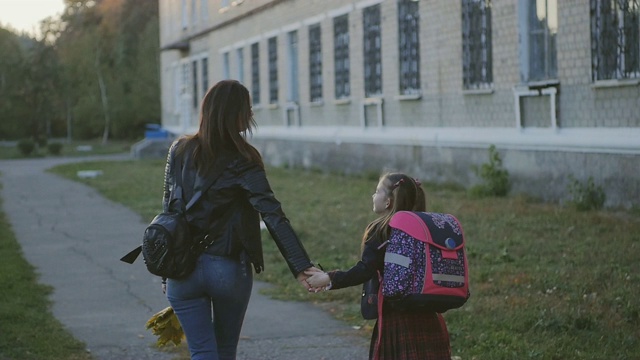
[306,173,451,360]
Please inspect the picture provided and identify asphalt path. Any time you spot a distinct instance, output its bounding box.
[0,155,369,360]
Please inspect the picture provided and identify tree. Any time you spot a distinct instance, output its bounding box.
[55,0,160,141]
[0,0,161,142]
[0,28,27,139]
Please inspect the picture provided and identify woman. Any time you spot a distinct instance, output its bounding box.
[162,80,316,359]
[306,173,452,359]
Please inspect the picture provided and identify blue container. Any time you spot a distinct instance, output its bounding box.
[144,124,168,139]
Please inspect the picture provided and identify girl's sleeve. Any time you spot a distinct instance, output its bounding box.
[328,237,385,290]
[237,159,313,276]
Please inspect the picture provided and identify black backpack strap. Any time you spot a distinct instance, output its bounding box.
[120,246,141,264]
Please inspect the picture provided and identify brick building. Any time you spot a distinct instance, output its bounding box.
[158,0,640,208]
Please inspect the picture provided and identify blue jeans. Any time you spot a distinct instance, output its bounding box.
[167,254,253,360]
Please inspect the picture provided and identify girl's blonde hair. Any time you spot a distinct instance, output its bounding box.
[362,173,426,247]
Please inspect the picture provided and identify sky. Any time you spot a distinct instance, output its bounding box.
[0,0,65,35]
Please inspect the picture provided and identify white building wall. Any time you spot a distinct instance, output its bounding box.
[158,0,640,208]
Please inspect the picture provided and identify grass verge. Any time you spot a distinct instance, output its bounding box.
[48,160,640,359]
[0,139,135,160]
[0,198,91,359]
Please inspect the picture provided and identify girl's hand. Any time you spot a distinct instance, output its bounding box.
[306,272,330,288]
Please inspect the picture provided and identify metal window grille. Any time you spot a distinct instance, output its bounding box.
[591,0,640,80]
[309,24,323,102]
[398,0,420,94]
[201,57,208,95]
[527,0,557,81]
[192,60,198,108]
[462,0,493,89]
[268,37,278,104]
[334,14,350,99]
[363,5,382,97]
[251,42,260,104]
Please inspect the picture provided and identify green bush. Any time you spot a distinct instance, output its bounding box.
[17,139,36,156]
[469,144,510,197]
[36,135,48,148]
[567,175,605,211]
[47,142,63,155]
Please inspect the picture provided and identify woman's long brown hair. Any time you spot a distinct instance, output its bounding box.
[178,80,263,170]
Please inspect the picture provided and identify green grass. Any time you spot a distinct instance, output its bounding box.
[0,199,91,359]
[47,160,640,359]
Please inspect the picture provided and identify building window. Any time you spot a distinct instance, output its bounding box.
[287,31,300,102]
[519,0,558,82]
[309,24,323,102]
[181,62,190,95]
[201,57,209,94]
[268,36,278,104]
[181,0,188,30]
[223,52,230,79]
[334,14,350,99]
[363,4,382,97]
[192,60,198,108]
[236,48,244,83]
[191,0,198,26]
[591,0,640,81]
[201,0,209,23]
[462,0,493,89]
[398,0,420,94]
[251,42,260,104]
[174,65,181,112]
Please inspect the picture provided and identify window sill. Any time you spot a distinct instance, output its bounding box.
[309,100,324,107]
[363,96,383,104]
[394,93,422,101]
[267,103,279,110]
[252,104,264,110]
[334,98,351,105]
[524,79,560,88]
[591,78,640,89]
[462,88,494,95]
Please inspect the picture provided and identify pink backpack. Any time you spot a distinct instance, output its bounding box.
[382,211,469,313]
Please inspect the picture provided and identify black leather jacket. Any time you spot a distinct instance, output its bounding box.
[162,139,312,276]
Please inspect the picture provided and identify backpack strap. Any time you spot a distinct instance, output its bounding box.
[388,211,429,242]
[373,270,383,360]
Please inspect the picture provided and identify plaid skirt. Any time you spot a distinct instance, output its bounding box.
[369,308,451,360]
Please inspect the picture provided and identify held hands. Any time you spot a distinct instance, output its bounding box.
[304,269,331,293]
[297,266,323,290]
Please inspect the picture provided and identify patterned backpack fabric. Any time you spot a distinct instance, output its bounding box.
[382,211,469,313]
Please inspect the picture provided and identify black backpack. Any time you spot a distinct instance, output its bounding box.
[120,153,222,279]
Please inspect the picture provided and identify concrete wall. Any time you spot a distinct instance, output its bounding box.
[251,137,640,209]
